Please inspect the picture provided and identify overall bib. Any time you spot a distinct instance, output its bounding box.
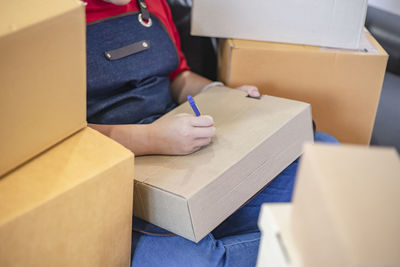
[86,4,178,125]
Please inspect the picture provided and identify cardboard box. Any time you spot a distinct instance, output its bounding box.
[257,204,303,267]
[218,32,388,144]
[291,144,400,267]
[192,0,367,49]
[134,87,313,242]
[0,128,134,266]
[0,0,87,176]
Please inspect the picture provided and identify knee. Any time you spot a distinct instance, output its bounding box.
[314,131,340,144]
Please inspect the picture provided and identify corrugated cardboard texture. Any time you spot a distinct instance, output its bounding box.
[218,32,388,145]
[192,0,367,49]
[0,0,87,176]
[134,87,313,241]
[292,144,400,267]
[0,128,134,266]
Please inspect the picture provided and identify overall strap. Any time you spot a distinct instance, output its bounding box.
[137,0,152,27]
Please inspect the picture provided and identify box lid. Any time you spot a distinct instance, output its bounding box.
[135,87,310,198]
[0,0,84,38]
[0,128,133,225]
[229,31,387,56]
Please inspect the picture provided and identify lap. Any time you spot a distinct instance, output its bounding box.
[132,231,260,267]
[132,132,339,266]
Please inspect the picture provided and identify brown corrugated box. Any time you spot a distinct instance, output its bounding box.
[0,128,134,266]
[134,87,313,242]
[290,144,400,267]
[218,31,388,144]
[0,0,87,176]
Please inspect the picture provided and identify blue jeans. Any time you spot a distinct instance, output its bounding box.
[132,132,338,267]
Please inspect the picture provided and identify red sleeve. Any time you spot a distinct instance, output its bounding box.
[156,1,190,81]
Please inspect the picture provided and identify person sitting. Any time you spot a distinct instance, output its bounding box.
[85,0,339,266]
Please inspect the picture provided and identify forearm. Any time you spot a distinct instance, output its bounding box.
[88,123,155,156]
[170,70,212,104]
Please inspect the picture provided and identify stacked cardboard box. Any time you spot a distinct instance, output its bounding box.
[0,128,134,266]
[134,87,313,242]
[257,144,400,267]
[0,0,87,176]
[0,1,135,265]
[217,32,388,144]
[191,0,388,145]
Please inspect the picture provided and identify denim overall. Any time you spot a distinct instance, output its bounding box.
[86,8,178,124]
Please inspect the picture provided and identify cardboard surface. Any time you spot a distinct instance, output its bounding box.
[0,0,87,176]
[0,128,134,266]
[291,144,400,267]
[134,87,313,242]
[257,204,303,267]
[192,0,367,49]
[218,31,388,144]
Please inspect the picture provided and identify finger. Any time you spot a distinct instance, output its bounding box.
[192,126,216,138]
[191,115,214,127]
[237,85,260,97]
[247,87,260,98]
[194,137,212,147]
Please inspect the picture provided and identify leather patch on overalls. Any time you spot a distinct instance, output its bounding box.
[104,40,150,61]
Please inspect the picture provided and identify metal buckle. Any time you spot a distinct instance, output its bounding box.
[138,13,152,27]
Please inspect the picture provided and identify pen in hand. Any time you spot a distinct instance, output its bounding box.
[187,95,201,116]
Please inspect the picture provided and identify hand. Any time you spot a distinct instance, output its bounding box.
[235,85,260,98]
[149,113,216,155]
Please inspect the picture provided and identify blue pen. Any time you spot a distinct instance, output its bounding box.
[187,95,201,116]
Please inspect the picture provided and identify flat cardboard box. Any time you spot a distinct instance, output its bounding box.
[0,0,87,176]
[257,204,303,267]
[291,144,400,267]
[134,87,313,242]
[191,0,367,49]
[0,128,134,266]
[218,31,388,144]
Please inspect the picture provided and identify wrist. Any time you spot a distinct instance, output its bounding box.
[200,81,224,93]
[145,123,158,155]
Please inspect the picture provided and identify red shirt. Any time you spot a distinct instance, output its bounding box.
[85,0,189,81]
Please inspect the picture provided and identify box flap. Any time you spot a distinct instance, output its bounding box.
[0,128,134,225]
[232,31,386,56]
[0,0,84,38]
[135,87,310,198]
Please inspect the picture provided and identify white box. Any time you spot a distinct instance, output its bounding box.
[191,0,368,49]
[257,204,303,267]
